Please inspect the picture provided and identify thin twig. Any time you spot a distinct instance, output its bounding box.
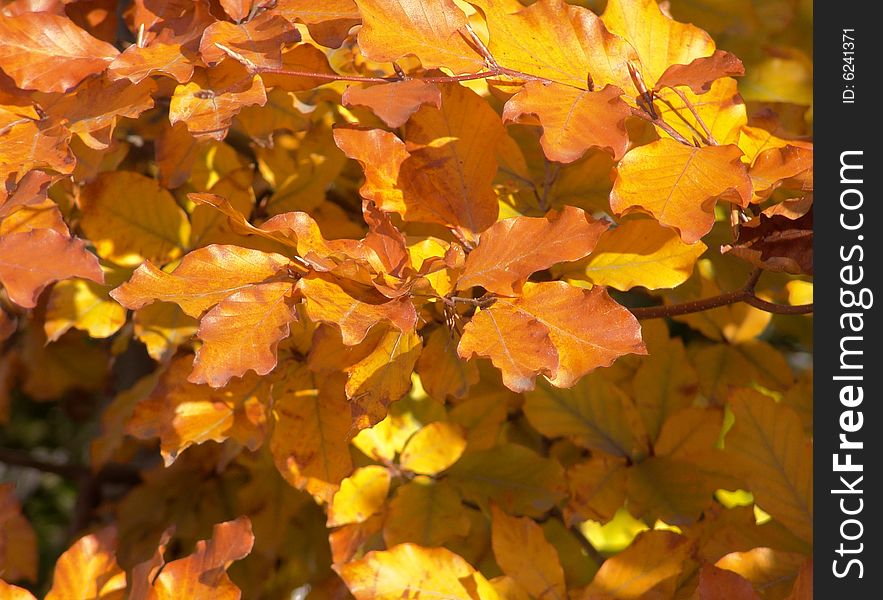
[669,87,717,144]
[628,106,693,146]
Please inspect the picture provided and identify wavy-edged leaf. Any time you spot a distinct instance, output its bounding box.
[611,139,751,244]
[327,465,391,527]
[343,80,441,128]
[0,228,103,309]
[0,12,119,93]
[399,421,466,476]
[45,526,126,600]
[655,50,745,94]
[108,42,195,84]
[491,505,566,600]
[458,206,609,296]
[199,13,300,70]
[111,245,292,317]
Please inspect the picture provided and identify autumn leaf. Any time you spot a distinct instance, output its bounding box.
[566,456,629,524]
[0,228,103,309]
[569,219,707,291]
[724,389,813,543]
[108,42,196,84]
[0,581,36,600]
[399,421,467,475]
[610,139,752,244]
[275,0,362,48]
[335,543,500,600]
[343,80,442,128]
[45,278,127,342]
[150,517,254,599]
[722,201,813,275]
[491,505,566,600]
[0,12,119,93]
[111,244,292,317]
[0,111,75,183]
[580,530,691,599]
[690,565,760,600]
[80,171,190,266]
[503,83,631,163]
[655,50,745,94]
[457,206,609,296]
[383,477,470,547]
[352,0,483,73]
[459,282,645,392]
[45,526,126,600]
[327,465,391,527]
[189,281,297,387]
[0,484,37,583]
[170,62,267,141]
[199,13,301,70]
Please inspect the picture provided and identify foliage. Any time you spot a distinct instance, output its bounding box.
[0,0,812,598]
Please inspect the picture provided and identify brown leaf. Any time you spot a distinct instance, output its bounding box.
[0,228,103,308]
[259,43,339,91]
[503,83,631,163]
[190,281,297,387]
[0,483,37,583]
[218,0,256,22]
[458,206,609,295]
[721,202,813,275]
[691,565,760,600]
[655,50,745,94]
[343,80,442,128]
[0,12,119,92]
[200,13,301,70]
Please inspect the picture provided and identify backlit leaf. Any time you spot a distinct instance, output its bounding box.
[610,139,751,243]
[655,50,745,94]
[45,526,126,600]
[343,80,442,128]
[189,281,297,387]
[399,421,467,475]
[458,206,609,296]
[199,13,300,70]
[327,465,392,527]
[0,228,103,309]
[44,278,127,342]
[0,484,37,583]
[79,171,190,266]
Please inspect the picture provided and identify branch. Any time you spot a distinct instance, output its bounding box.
[630,269,813,319]
[628,106,693,146]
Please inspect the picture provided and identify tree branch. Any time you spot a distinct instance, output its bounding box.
[630,269,813,319]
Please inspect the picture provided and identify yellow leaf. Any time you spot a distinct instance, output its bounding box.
[45,527,126,600]
[574,220,706,291]
[724,389,812,543]
[524,375,649,460]
[335,543,500,600]
[44,278,127,342]
[399,421,467,475]
[345,326,422,428]
[383,477,470,547]
[602,0,715,88]
[715,548,807,600]
[491,505,566,600]
[0,581,36,600]
[352,0,483,73]
[581,530,691,600]
[472,0,634,90]
[690,341,793,402]
[653,77,747,145]
[327,465,392,527]
[350,393,446,463]
[611,140,751,244]
[79,171,190,266]
[633,334,698,441]
[447,443,566,517]
[786,280,813,305]
[133,302,199,362]
[270,369,354,502]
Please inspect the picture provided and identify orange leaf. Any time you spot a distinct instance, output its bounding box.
[0,581,36,600]
[0,12,119,93]
[655,50,745,94]
[200,13,300,70]
[297,274,417,345]
[343,80,442,128]
[275,0,361,48]
[170,62,267,141]
[0,228,103,309]
[0,484,37,583]
[352,0,483,72]
[459,282,645,392]
[45,526,126,600]
[504,83,631,163]
[458,206,609,295]
[219,0,257,22]
[151,517,254,600]
[111,245,292,317]
[0,111,74,182]
[190,281,297,387]
[582,530,691,599]
[611,139,751,244]
[259,43,339,91]
[491,505,566,600]
[108,42,196,84]
[127,357,270,465]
